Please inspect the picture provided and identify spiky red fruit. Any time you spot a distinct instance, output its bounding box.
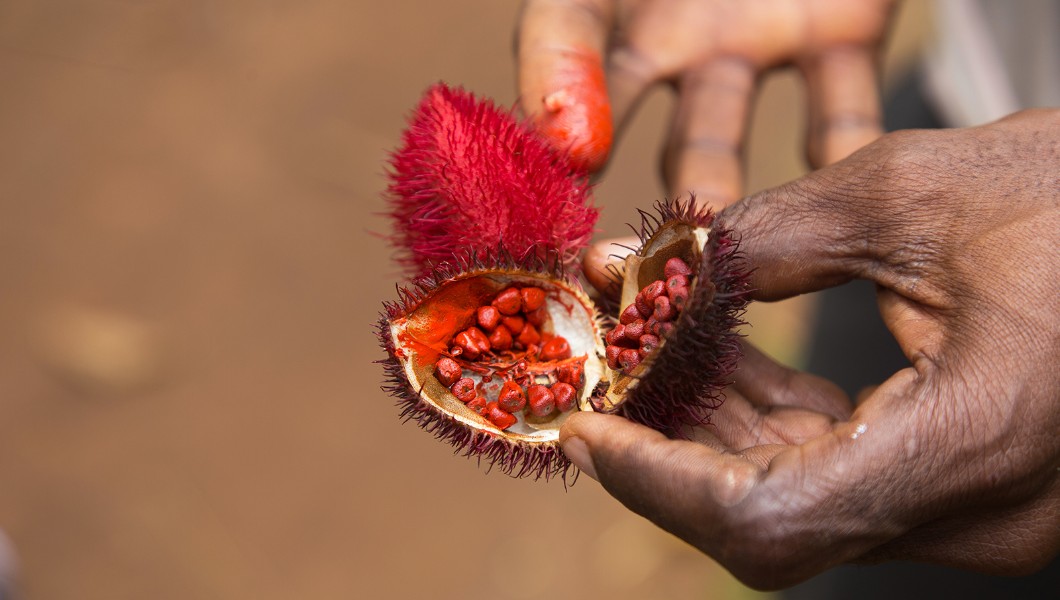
[379,84,751,481]
[598,198,750,434]
[378,254,603,481]
[386,83,598,277]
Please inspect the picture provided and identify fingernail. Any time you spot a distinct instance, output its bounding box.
[561,435,597,481]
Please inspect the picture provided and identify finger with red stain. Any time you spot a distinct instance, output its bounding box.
[518,0,615,173]
[532,48,613,172]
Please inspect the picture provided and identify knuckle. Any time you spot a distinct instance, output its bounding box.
[868,129,941,190]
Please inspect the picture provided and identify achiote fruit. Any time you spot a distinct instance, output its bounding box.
[378,84,749,481]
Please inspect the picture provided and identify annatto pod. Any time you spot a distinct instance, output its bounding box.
[378,84,750,481]
[379,253,606,480]
[596,199,749,434]
[385,82,597,278]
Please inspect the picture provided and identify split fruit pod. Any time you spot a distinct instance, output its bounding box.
[378,198,749,481]
[598,199,749,434]
[377,83,749,481]
[379,255,604,480]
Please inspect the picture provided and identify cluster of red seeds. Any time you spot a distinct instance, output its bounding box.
[605,256,694,374]
[433,285,583,430]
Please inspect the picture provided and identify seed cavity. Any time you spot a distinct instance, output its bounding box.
[433,285,585,430]
[605,256,692,374]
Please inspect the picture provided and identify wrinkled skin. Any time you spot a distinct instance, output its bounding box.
[517,0,895,198]
[563,110,1060,590]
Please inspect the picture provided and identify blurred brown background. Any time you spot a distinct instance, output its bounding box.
[0,1,925,598]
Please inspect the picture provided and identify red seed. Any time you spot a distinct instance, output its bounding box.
[467,396,488,415]
[521,287,546,312]
[666,274,689,290]
[527,385,556,417]
[664,256,692,278]
[434,357,462,387]
[620,303,645,324]
[540,336,571,361]
[653,296,676,321]
[488,325,513,351]
[657,322,674,337]
[525,306,549,327]
[452,328,484,359]
[552,382,577,412]
[477,305,501,331]
[557,362,583,386]
[468,327,491,352]
[517,323,541,347]
[645,316,660,336]
[451,377,477,402]
[471,328,492,355]
[618,349,641,373]
[643,280,666,302]
[501,315,525,335]
[639,334,660,355]
[492,287,522,315]
[635,291,653,317]
[669,285,689,309]
[605,324,625,346]
[486,402,517,430]
[623,319,645,340]
[605,344,622,369]
[498,381,527,413]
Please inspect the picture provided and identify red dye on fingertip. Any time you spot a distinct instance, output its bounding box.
[533,49,613,173]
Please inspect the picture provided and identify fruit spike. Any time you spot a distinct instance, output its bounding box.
[385,83,599,278]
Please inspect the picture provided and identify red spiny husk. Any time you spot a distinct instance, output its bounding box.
[376,251,579,482]
[610,197,751,434]
[386,83,598,277]
[377,320,574,481]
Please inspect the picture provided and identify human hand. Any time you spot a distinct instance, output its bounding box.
[517,0,894,204]
[563,109,1060,589]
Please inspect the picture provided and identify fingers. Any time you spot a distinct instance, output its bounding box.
[581,236,638,299]
[800,45,883,167]
[699,342,850,451]
[875,287,946,361]
[518,0,616,172]
[606,44,660,136]
[558,405,895,589]
[662,57,756,210]
[560,411,761,518]
[734,341,852,420]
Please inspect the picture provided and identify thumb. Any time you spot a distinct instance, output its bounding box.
[560,412,758,520]
[717,137,930,301]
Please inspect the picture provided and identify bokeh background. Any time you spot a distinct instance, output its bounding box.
[0,1,925,598]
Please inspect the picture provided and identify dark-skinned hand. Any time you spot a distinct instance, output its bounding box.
[517,0,895,201]
[563,109,1060,590]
